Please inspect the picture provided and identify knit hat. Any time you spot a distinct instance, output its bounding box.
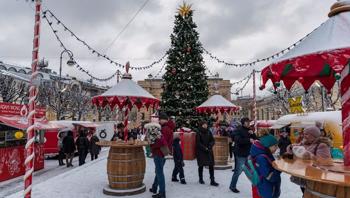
[304,126,321,138]
[260,134,278,148]
[158,112,169,120]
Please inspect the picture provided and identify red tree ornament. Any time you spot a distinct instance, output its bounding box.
[172,68,176,75]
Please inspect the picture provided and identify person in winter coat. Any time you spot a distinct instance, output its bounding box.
[89,134,101,160]
[278,131,291,155]
[286,126,332,195]
[57,132,66,166]
[76,131,89,166]
[62,130,75,167]
[196,120,219,186]
[230,117,257,193]
[251,134,281,198]
[146,122,167,198]
[159,112,175,154]
[171,133,186,184]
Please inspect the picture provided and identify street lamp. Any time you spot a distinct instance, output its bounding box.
[58,49,75,120]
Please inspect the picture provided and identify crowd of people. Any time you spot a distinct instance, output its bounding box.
[57,129,101,167]
[56,113,333,198]
[145,113,333,198]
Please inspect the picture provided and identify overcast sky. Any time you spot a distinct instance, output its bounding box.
[0,0,335,97]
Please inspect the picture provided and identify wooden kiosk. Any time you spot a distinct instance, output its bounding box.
[259,1,350,197]
[92,63,159,196]
[275,159,350,198]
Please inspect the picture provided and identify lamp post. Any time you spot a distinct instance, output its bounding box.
[57,49,75,120]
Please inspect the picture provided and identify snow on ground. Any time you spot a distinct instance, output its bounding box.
[5,150,302,198]
[0,148,109,198]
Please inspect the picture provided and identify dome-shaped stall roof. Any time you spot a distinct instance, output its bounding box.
[196,94,239,114]
[101,78,157,99]
[92,70,159,110]
[261,1,350,91]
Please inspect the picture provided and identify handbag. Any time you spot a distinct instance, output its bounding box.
[160,146,170,156]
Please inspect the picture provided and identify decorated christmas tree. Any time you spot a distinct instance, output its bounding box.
[160,3,209,128]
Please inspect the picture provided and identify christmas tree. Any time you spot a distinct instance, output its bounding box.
[160,3,209,128]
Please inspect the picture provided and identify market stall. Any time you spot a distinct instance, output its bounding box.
[92,62,159,196]
[260,1,350,197]
[0,102,47,182]
[196,94,239,169]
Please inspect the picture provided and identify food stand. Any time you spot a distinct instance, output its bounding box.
[92,63,159,196]
[196,94,239,169]
[0,102,46,182]
[260,1,350,197]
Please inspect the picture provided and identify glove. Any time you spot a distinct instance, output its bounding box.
[182,161,185,167]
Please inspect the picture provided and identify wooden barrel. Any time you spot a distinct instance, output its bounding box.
[213,136,229,166]
[107,146,146,189]
[304,181,350,198]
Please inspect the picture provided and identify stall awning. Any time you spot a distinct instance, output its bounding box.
[0,115,58,130]
[270,123,290,129]
[73,122,100,128]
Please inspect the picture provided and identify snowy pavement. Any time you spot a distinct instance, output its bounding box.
[5,149,302,198]
[0,148,109,198]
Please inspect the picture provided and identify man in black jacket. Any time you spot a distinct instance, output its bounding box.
[229,117,257,193]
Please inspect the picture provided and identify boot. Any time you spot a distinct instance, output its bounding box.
[210,179,219,187]
[198,166,205,184]
[149,188,157,194]
[172,177,179,182]
[152,193,166,198]
[180,178,187,184]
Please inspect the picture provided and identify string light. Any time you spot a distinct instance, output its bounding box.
[201,22,326,68]
[44,15,118,81]
[42,10,167,70]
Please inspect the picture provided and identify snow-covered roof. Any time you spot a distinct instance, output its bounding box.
[101,77,157,99]
[276,111,341,125]
[0,69,30,82]
[275,8,350,63]
[198,94,236,108]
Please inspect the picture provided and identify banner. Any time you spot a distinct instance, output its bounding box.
[0,102,45,118]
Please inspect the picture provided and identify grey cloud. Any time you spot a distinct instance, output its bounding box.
[0,0,336,96]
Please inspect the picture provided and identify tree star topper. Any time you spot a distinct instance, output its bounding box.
[178,2,192,17]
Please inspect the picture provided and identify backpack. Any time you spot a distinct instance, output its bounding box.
[242,141,272,186]
[243,154,272,186]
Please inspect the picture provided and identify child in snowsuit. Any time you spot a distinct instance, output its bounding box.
[172,134,186,184]
[250,134,281,198]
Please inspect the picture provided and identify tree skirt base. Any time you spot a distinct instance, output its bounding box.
[103,184,146,196]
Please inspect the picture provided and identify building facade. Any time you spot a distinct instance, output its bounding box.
[0,61,107,121]
[137,74,233,124]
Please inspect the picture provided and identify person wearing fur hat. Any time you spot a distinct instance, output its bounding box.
[171,133,186,184]
[250,134,281,198]
[285,126,332,195]
[145,122,168,198]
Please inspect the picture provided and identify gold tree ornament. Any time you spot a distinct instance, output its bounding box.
[178,2,192,17]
